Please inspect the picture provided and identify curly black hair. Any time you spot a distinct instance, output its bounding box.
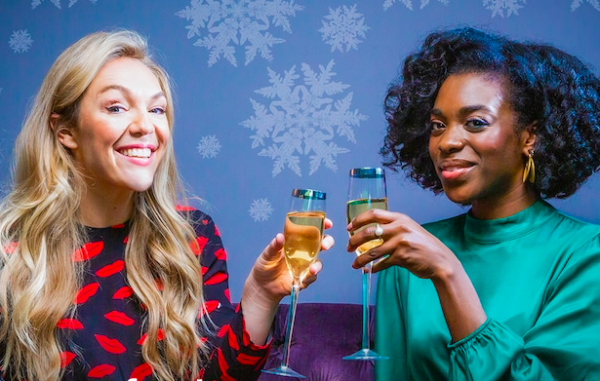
[381,27,600,199]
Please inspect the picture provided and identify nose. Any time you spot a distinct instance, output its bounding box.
[436,124,465,154]
[129,110,154,136]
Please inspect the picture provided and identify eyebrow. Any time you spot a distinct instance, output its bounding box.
[430,105,493,118]
[98,84,165,102]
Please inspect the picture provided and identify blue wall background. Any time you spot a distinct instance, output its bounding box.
[1,0,600,305]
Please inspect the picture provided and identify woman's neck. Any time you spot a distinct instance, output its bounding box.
[470,186,539,220]
[78,186,135,228]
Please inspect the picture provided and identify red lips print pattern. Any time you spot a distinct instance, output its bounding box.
[20,209,271,381]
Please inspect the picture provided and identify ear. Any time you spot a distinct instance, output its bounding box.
[51,113,79,150]
[520,122,537,155]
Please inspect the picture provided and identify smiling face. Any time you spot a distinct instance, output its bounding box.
[428,72,535,215]
[58,57,170,195]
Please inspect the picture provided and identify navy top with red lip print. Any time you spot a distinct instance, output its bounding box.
[1,209,270,381]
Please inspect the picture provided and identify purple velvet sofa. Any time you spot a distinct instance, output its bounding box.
[258,303,375,381]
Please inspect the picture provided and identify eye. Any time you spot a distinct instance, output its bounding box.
[150,107,166,115]
[429,120,445,133]
[106,105,125,113]
[465,118,489,130]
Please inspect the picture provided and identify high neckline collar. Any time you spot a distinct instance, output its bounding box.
[464,200,555,243]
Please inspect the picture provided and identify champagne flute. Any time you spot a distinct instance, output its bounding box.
[343,167,389,361]
[262,188,326,378]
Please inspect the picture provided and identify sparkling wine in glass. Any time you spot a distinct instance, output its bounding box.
[262,188,326,378]
[343,167,389,361]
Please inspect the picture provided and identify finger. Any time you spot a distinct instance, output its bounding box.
[308,259,323,276]
[347,224,383,252]
[321,234,335,251]
[347,209,397,232]
[302,260,322,288]
[324,217,333,230]
[261,233,285,261]
[352,247,387,269]
[370,256,393,273]
[302,274,318,289]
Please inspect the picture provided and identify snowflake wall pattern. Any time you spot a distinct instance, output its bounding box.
[249,198,273,222]
[8,30,33,53]
[383,0,448,11]
[571,0,600,11]
[241,59,367,177]
[176,0,303,67]
[483,0,526,17]
[381,0,599,13]
[319,5,369,53]
[31,0,98,9]
[197,135,222,158]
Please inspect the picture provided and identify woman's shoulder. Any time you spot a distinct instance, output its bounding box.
[176,205,212,220]
[551,207,600,252]
[541,200,600,235]
[175,205,217,232]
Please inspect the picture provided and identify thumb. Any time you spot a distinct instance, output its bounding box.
[261,233,285,262]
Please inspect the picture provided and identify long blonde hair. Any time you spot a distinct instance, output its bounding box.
[0,30,209,381]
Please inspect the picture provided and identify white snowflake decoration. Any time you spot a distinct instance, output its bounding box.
[176,0,303,67]
[8,30,33,53]
[571,0,600,11]
[31,0,98,9]
[383,0,448,10]
[197,134,222,158]
[482,0,526,17]
[249,198,274,222]
[319,4,369,53]
[241,59,367,177]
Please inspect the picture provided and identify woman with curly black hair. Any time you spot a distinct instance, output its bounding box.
[347,27,600,380]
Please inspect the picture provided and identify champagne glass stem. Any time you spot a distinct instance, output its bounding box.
[281,280,301,369]
[361,263,371,350]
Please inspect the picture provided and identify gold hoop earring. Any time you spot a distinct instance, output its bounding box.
[523,150,535,184]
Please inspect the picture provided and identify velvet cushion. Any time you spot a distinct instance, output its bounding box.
[258,303,375,381]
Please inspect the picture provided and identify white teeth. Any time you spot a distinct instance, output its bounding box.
[120,148,151,158]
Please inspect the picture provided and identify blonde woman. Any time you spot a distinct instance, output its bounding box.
[0,30,333,381]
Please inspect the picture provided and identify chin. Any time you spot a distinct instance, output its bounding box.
[133,185,154,193]
[126,181,154,193]
[443,190,474,206]
[119,171,157,192]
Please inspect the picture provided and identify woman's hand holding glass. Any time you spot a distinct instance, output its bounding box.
[245,218,334,303]
[348,208,488,342]
[347,208,460,278]
[241,216,333,348]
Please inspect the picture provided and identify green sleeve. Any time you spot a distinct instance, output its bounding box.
[374,266,409,381]
[449,237,600,381]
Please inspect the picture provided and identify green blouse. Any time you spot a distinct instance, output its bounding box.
[375,200,600,380]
